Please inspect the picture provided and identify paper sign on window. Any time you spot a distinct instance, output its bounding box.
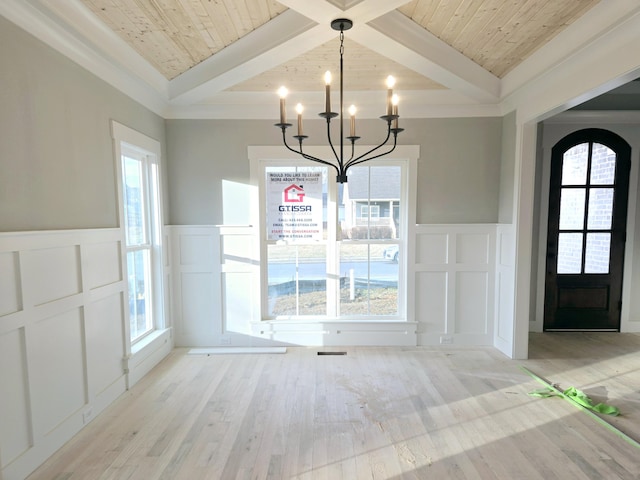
[267,171,323,241]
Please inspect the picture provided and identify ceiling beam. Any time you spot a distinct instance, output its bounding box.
[365,11,500,103]
[169,10,321,103]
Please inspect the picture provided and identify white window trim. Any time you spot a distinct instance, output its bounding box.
[111,121,166,351]
[248,145,419,324]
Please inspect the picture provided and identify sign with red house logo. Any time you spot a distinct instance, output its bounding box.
[266,171,322,241]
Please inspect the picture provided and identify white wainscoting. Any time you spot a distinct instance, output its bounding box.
[414,225,497,346]
[0,228,172,480]
[494,225,516,356]
[170,225,264,347]
[170,224,503,348]
[170,225,417,346]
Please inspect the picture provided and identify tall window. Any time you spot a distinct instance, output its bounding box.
[112,122,164,344]
[262,161,406,320]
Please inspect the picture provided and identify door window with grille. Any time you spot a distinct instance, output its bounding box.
[544,129,630,330]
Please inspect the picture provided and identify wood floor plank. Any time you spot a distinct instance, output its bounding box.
[26,335,640,480]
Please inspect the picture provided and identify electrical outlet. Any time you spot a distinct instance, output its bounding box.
[220,336,231,345]
[440,336,453,345]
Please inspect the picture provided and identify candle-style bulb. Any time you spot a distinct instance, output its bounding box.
[324,71,332,114]
[386,76,395,115]
[348,104,356,137]
[391,94,399,107]
[278,86,288,124]
[295,103,304,136]
[386,75,396,89]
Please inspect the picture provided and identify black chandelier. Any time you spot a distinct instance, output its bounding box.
[275,18,404,183]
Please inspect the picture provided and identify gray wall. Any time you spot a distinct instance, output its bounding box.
[166,117,503,225]
[498,111,516,223]
[0,14,503,231]
[0,16,167,232]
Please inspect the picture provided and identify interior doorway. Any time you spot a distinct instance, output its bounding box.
[543,128,631,330]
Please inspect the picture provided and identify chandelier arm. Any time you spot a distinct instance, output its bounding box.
[345,142,398,169]
[275,18,404,183]
[301,152,341,172]
[344,125,393,169]
[347,140,357,163]
[280,129,341,176]
[325,118,340,164]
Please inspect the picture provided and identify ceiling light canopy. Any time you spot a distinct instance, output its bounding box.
[275,18,403,183]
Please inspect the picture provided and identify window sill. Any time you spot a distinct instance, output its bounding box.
[131,328,170,356]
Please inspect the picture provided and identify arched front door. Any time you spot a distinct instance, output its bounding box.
[544,128,631,331]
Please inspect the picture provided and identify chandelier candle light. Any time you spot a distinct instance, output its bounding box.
[275,18,404,183]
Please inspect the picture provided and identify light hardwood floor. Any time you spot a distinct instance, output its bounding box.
[28,333,640,479]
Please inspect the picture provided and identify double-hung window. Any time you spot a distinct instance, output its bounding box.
[256,153,413,321]
[112,122,164,344]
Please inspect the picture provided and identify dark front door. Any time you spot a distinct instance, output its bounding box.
[544,129,631,331]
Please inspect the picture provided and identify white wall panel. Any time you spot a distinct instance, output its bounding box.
[86,294,125,395]
[179,234,215,266]
[457,233,490,264]
[497,271,515,342]
[415,272,447,333]
[30,308,86,435]
[495,225,516,355]
[170,225,498,348]
[0,251,21,317]
[456,272,489,334]
[0,228,170,480]
[85,241,122,290]
[23,246,81,306]
[221,234,255,266]
[222,272,253,334]
[0,328,31,467]
[169,227,220,346]
[416,233,448,264]
[415,225,496,346]
[179,272,217,343]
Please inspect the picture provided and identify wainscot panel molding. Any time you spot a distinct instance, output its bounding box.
[0,228,171,480]
[169,225,266,347]
[169,224,501,348]
[414,224,497,347]
[494,224,516,356]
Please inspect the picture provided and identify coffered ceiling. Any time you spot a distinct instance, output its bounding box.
[2,0,637,119]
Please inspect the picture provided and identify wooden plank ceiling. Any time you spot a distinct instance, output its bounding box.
[398,0,600,78]
[78,0,600,105]
[79,0,287,80]
[78,0,601,91]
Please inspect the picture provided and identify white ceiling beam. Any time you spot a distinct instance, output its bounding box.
[364,11,500,103]
[502,0,640,99]
[275,0,342,24]
[165,90,501,120]
[277,0,409,30]
[344,0,413,24]
[37,0,167,95]
[169,10,321,103]
[0,0,168,114]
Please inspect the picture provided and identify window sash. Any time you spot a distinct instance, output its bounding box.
[121,149,159,342]
[261,161,406,320]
